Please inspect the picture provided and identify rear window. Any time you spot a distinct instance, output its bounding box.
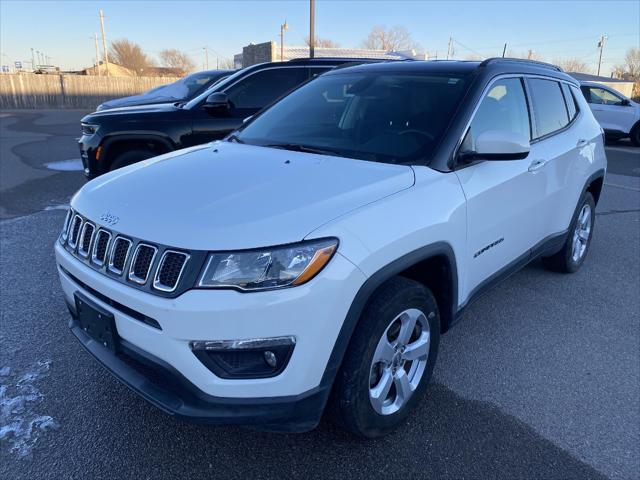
[528,79,569,138]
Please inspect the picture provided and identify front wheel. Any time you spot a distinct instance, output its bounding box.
[330,277,440,438]
[630,124,640,147]
[543,192,596,273]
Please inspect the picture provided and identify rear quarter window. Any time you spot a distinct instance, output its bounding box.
[527,78,569,138]
[561,83,578,121]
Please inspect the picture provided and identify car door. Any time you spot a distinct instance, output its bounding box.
[581,85,636,135]
[187,67,307,146]
[455,77,550,300]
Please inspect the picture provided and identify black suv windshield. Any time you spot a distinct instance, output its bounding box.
[236,71,469,164]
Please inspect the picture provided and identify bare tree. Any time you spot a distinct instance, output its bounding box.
[614,48,640,80]
[362,25,421,52]
[218,58,236,70]
[304,36,340,48]
[554,57,591,73]
[109,39,153,75]
[159,49,195,75]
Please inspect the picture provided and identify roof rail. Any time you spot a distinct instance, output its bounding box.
[479,57,564,72]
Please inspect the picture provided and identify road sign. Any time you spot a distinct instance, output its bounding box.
[1,65,10,73]
[15,61,22,69]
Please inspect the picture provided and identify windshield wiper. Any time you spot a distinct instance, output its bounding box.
[264,143,343,156]
[227,134,245,144]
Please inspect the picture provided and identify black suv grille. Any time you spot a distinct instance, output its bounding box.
[129,244,157,284]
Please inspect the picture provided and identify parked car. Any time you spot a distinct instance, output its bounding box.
[96,70,234,111]
[79,58,386,179]
[57,58,606,437]
[579,82,640,145]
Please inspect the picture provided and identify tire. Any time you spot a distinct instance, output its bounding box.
[630,124,640,147]
[109,149,155,172]
[542,192,596,273]
[329,276,440,438]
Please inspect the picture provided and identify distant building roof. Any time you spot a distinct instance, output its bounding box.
[568,72,634,84]
[81,62,135,77]
[282,46,409,61]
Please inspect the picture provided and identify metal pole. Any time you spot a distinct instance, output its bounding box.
[502,43,507,58]
[309,0,315,58]
[99,10,109,76]
[446,36,452,60]
[31,48,35,72]
[205,47,209,69]
[280,24,284,61]
[597,34,607,76]
[94,34,100,75]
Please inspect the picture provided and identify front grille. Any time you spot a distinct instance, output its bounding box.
[91,229,112,266]
[154,251,190,292]
[61,212,195,297]
[68,215,83,249]
[78,222,95,257]
[128,244,157,284]
[108,237,132,274]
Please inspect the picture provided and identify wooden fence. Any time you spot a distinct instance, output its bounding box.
[0,74,181,109]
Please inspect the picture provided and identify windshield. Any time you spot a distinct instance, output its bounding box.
[235,71,469,164]
[185,68,248,109]
[149,71,229,101]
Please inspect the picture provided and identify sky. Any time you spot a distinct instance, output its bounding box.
[1,0,639,75]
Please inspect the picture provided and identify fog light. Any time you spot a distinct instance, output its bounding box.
[264,350,277,368]
[190,336,295,379]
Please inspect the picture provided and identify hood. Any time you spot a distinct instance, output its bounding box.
[72,142,414,250]
[83,102,179,122]
[98,95,179,110]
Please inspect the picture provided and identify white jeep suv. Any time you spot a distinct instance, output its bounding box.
[55,59,606,437]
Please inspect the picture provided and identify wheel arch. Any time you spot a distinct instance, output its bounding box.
[101,134,175,169]
[584,168,606,206]
[319,242,458,394]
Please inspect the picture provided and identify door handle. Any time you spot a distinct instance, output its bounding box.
[528,159,547,173]
[577,138,588,147]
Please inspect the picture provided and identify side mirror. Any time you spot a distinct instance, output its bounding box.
[620,98,631,106]
[463,130,530,161]
[203,92,230,115]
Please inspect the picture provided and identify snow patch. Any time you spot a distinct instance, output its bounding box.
[44,159,83,172]
[0,360,58,457]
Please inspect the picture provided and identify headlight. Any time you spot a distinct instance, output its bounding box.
[81,123,99,135]
[197,238,338,291]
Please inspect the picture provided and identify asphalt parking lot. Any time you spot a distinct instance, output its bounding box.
[1,110,639,479]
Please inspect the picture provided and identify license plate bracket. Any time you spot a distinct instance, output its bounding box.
[74,292,119,352]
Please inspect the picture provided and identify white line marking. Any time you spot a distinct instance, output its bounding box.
[605,182,640,192]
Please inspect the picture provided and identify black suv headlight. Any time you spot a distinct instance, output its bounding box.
[197,238,338,291]
[81,123,99,135]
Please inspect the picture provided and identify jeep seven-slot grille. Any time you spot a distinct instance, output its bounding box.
[128,244,157,284]
[78,223,95,257]
[109,237,132,274]
[154,251,189,292]
[92,230,111,266]
[60,212,191,295]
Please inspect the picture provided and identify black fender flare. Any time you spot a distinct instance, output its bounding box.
[316,242,458,402]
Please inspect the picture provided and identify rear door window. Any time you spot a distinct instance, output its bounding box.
[585,87,625,106]
[225,67,306,110]
[527,78,569,138]
[561,83,578,121]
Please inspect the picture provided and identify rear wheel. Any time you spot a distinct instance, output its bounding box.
[630,123,640,147]
[109,149,155,172]
[543,192,595,273]
[330,277,440,438]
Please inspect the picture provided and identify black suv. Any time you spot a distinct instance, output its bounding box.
[79,58,386,179]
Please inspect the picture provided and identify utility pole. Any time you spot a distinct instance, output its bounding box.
[280,20,289,61]
[527,49,533,60]
[309,0,315,58]
[597,34,608,76]
[446,36,452,60]
[502,43,507,58]
[31,48,35,71]
[204,47,209,69]
[99,10,109,76]
[94,33,101,75]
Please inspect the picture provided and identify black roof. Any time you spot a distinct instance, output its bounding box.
[325,58,577,84]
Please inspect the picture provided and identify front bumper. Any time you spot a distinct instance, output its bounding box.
[55,242,366,429]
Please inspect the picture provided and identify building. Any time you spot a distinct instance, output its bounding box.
[236,41,419,67]
[80,62,135,77]
[568,72,635,98]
